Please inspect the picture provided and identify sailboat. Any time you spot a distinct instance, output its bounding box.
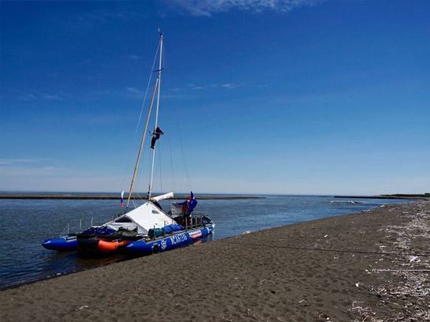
[42,31,214,254]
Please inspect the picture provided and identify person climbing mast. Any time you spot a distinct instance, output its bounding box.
[150,126,164,149]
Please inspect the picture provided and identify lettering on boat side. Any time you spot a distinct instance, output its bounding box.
[170,233,187,245]
[161,239,167,250]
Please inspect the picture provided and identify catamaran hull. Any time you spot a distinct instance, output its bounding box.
[126,225,214,255]
[42,235,78,251]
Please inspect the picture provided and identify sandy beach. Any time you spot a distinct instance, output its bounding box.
[1,201,429,322]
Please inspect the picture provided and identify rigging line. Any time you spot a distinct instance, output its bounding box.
[167,134,176,193]
[162,42,167,70]
[174,108,192,191]
[119,41,160,193]
[135,41,160,135]
[158,141,163,194]
[133,165,144,203]
[148,33,164,199]
[134,140,153,202]
[126,77,160,208]
[158,41,168,195]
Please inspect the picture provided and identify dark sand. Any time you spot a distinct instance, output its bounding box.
[1,201,429,322]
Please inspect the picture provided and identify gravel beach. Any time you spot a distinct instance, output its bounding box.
[1,201,429,322]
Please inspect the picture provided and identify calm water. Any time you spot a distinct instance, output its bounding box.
[0,195,406,289]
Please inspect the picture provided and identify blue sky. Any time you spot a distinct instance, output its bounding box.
[1,0,429,195]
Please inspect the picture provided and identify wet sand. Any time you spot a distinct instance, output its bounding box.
[1,201,429,321]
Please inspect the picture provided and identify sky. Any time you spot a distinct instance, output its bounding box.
[0,0,429,195]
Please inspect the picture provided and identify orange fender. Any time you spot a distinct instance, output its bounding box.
[97,239,127,253]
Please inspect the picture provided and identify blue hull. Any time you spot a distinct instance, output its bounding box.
[42,225,214,253]
[42,235,78,252]
[126,225,214,255]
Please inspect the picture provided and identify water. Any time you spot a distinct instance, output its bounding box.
[0,195,406,289]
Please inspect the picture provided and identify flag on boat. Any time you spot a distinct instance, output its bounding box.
[120,191,124,208]
[170,192,198,216]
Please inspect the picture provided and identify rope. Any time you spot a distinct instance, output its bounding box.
[163,43,178,194]
[135,41,160,134]
[133,145,152,202]
[158,141,163,193]
[119,41,160,194]
[174,108,192,191]
[168,134,176,192]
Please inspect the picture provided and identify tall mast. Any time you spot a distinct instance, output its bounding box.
[148,31,164,199]
[126,31,163,208]
[126,78,159,208]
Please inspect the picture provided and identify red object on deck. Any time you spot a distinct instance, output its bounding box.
[97,239,128,253]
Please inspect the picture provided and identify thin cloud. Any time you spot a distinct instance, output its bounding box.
[128,54,142,61]
[181,83,244,91]
[0,158,41,166]
[77,10,146,25]
[17,94,38,101]
[42,94,63,101]
[74,112,133,125]
[0,166,69,177]
[127,87,145,95]
[162,83,244,100]
[17,92,64,101]
[0,158,67,178]
[222,83,242,89]
[166,0,323,17]
[59,8,147,31]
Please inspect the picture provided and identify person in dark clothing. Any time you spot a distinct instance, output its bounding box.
[150,126,164,149]
[178,192,196,219]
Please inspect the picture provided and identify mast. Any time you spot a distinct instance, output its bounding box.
[148,31,164,199]
[126,31,163,208]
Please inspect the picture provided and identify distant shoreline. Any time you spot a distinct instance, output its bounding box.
[334,194,430,200]
[0,193,264,200]
[1,192,427,200]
